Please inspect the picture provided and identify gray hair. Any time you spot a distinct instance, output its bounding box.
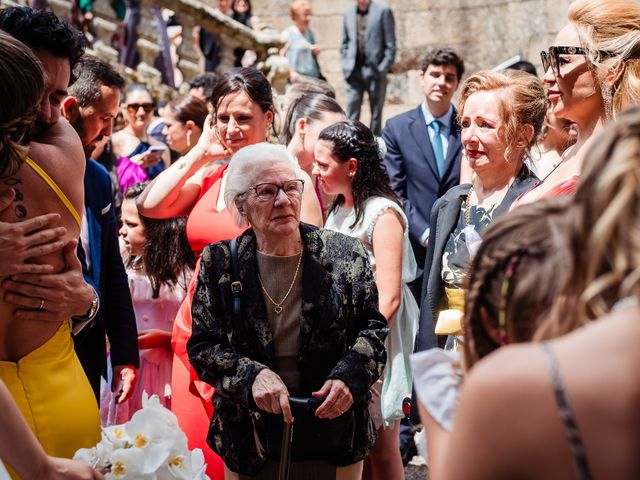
[224,142,303,227]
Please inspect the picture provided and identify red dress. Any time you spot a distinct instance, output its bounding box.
[171,163,245,480]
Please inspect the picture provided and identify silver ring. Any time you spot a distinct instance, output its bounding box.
[38,298,45,311]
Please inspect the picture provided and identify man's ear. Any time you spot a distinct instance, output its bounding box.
[61,96,79,122]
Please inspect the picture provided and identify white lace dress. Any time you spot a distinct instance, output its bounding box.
[325,196,419,426]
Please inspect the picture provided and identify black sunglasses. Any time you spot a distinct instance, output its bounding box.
[540,46,589,76]
[126,102,154,114]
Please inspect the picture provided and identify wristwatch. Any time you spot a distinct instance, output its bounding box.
[72,287,100,323]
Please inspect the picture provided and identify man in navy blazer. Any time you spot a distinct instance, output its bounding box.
[62,56,139,401]
[382,47,465,299]
[341,0,396,135]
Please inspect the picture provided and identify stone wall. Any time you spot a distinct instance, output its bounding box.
[253,0,571,122]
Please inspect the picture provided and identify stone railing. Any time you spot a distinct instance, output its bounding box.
[1,0,287,101]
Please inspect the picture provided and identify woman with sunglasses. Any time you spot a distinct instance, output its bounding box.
[516,0,640,205]
[137,68,321,480]
[111,84,170,193]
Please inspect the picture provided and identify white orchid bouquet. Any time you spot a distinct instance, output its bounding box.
[74,393,209,480]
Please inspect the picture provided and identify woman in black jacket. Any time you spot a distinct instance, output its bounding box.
[188,142,388,479]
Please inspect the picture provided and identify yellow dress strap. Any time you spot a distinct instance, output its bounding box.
[24,156,82,228]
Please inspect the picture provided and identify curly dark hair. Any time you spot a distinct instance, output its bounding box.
[0,7,85,84]
[318,120,401,228]
[124,182,196,298]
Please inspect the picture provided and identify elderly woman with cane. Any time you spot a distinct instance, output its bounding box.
[187,143,388,480]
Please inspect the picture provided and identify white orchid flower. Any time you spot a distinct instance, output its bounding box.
[73,447,98,466]
[106,448,146,479]
[125,406,175,473]
[74,393,209,479]
[103,425,130,449]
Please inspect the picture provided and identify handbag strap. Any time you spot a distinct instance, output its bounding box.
[229,238,249,350]
[230,237,242,321]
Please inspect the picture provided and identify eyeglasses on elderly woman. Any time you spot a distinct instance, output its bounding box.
[249,179,305,201]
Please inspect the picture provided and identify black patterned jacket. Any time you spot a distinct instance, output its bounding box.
[187,223,388,475]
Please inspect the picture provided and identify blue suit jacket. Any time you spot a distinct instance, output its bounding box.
[340,1,396,78]
[74,159,139,397]
[382,105,462,273]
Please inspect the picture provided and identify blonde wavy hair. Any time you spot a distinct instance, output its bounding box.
[0,31,44,178]
[457,70,547,164]
[535,107,640,340]
[569,0,640,116]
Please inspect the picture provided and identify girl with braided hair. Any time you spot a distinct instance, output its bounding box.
[436,107,640,480]
[314,119,418,480]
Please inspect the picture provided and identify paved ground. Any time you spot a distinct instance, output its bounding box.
[404,461,428,480]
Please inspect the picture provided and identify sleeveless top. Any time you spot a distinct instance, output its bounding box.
[542,342,593,480]
[325,196,419,424]
[186,163,245,254]
[325,196,417,283]
[24,156,81,228]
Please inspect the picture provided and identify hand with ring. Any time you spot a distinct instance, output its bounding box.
[313,379,353,420]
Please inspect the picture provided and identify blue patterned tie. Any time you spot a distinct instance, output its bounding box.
[430,120,445,177]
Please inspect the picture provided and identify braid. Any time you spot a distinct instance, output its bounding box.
[463,198,570,369]
[535,107,640,340]
[319,120,400,228]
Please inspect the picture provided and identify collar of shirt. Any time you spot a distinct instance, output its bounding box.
[421,103,454,134]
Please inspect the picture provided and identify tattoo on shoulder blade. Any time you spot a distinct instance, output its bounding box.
[4,177,22,187]
[4,178,28,218]
[15,204,27,219]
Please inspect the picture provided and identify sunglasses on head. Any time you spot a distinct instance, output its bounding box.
[126,103,154,114]
[540,46,589,76]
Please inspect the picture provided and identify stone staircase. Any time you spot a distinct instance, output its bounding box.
[1,0,287,101]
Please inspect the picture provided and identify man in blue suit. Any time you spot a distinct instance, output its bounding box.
[61,56,139,402]
[382,47,465,300]
[341,0,396,135]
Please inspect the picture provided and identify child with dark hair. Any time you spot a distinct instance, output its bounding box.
[314,120,418,479]
[103,182,195,422]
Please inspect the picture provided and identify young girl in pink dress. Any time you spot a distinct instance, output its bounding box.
[102,181,195,424]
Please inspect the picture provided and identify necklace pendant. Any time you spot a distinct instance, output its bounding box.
[274,305,283,315]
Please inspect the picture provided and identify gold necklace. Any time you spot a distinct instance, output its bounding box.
[257,250,303,315]
[465,184,475,226]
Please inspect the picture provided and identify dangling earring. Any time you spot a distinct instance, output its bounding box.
[601,83,613,121]
[266,125,273,143]
[186,129,192,148]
